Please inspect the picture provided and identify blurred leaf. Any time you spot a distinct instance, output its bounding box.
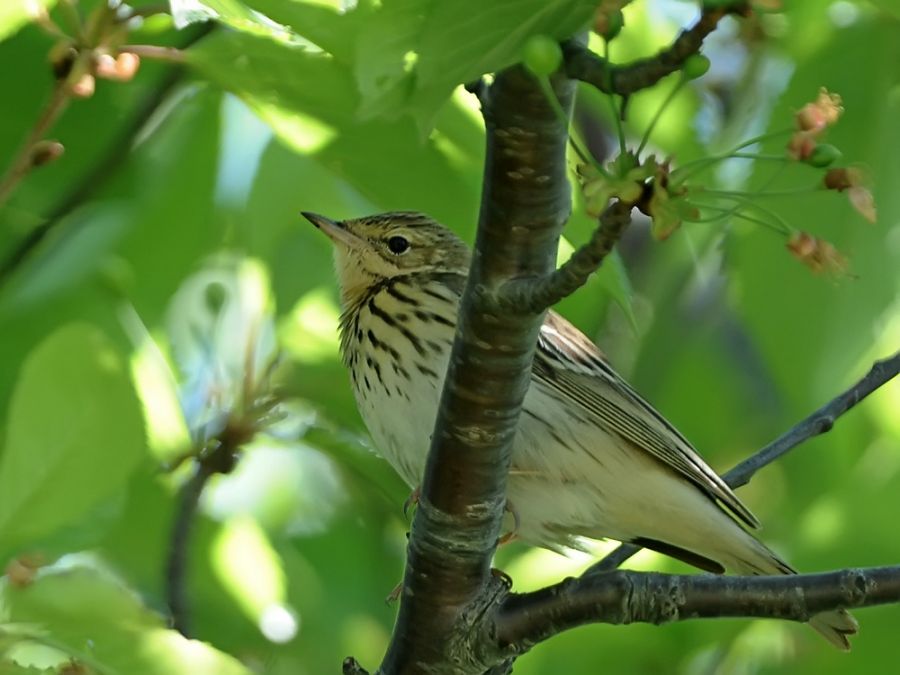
[242,0,366,63]
[187,32,358,126]
[168,0,292,39]
[0,1,55,43]
[190,31,481,224]
[2,566,252,674]
[0,661,55,675]
[0,324,145,554]
[0,204,131,314]
[211,516,289,629]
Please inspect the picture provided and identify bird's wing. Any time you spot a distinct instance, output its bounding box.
[534,311,760,529]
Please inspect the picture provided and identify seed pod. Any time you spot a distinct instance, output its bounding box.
[805,144,842,168]
[683,54,711,80]
[30,140,65,167]
[595,9,624,40]
[522,35,563,77]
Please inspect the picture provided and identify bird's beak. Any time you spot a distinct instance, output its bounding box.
[301,212,362,249]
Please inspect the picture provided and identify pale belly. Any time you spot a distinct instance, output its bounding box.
[344,287,752,564]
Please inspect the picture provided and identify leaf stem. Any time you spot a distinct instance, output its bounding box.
[604,40,627,155]
[671,128,794,183]
[694,191,793,234]
[120,44,186,63]
[636,73,684,157]
[0,83,71,209]
[535,76,602,172]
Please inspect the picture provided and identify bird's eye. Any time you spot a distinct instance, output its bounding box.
[387,235,410,255]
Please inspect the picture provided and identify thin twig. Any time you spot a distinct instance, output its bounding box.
[165,461,215,636]
[120,44,186,63]
[724,350,900,488]
[585,350,900,575]
[498,565,900,648]
[562,5,746,97]
[494,199,633,313]
[0,83,71,208]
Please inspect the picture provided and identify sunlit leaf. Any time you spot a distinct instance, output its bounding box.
[168,0,293,40]
[0,0,56,42]
[0,324,145,554]
[2,565,252,674]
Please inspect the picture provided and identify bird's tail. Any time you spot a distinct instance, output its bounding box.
[725,533,859,650]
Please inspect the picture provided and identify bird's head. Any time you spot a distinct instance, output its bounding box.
[302,211,471,304]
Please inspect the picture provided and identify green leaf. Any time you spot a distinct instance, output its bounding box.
[242,0,366,63]
[0,324,145,554]
[168,0,293,39]
[409,0,596,129]
[0,1,56,43]
[352,0,595,128]
[187,31,359,126]
[189,31,482,227]
[2,566,252,675]
[353,0,423,119]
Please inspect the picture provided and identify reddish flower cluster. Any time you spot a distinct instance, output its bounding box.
[786,232,847,276]
[787,88,843,161]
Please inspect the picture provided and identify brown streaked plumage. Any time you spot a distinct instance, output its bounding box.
[304,210,858,649]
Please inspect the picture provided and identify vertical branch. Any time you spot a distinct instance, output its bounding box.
[165,462,215,636]
[378,66,576,673]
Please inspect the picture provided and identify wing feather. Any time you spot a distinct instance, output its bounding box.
[535,311,759,529]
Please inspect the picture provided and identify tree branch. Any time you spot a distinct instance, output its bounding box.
[562,5,745,97]
[724,349,900,489]
[375,66,576,674]
[497,565,900,649]
[165,460,215,636]
[494,199,633,313]
[585,349,900,575]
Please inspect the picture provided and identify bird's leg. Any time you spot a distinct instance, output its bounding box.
[497,500,520,546]
[402,485,420,520]
[385,580,403,605]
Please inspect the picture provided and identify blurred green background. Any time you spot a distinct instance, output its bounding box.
[0,0,898,673]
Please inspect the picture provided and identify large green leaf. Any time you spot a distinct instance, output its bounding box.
[2,566,252,675]
[242,0,366,63]
[188,31,482,225]
[0,324,145,554]
[168,0,292,39]
[408,0,596,128]
[351,0,595,128]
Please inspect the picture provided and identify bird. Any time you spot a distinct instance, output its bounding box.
[302,209,858,649]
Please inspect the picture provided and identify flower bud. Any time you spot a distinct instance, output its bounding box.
[70,73,95,98]
[29,140,65,167]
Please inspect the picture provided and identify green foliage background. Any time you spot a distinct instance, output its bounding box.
[0,1,898,673]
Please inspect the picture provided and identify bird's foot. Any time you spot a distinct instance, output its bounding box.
[385,580,403,605]
[497,500,520,546]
